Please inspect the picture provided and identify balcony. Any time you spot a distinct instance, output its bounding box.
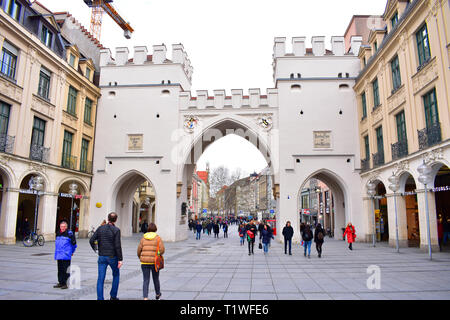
[391,140,408,161]
[418,122,442,150]
[361,158,370,172]
[0,134,15,153]
[29,144,50,163]
[61,153,78,170]
[80,159,93,174]
[372,151,385,168]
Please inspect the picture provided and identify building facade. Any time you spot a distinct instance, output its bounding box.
[0,0,101,243]
[355,0,449,250]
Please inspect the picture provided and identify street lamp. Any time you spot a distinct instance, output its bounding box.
[68,182,78,231]
[366,180,377,247]
[388,173,400,253]
[417,161,433,261]
[31,176,44,234]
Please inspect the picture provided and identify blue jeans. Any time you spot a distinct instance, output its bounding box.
[303,240,312,256]
[240,236,245,245]
[443,232,450,245]
[263,242,269,253]
[196,231,201,240]
[97,256,120,300]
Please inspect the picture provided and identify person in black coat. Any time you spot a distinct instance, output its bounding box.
[213,223,220,238]
[246,221,257,255]
[89,212,123,300]
[282,221,294,255]
[314,223,325,258]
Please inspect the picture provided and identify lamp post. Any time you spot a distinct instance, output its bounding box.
[388,172,400,253]
[31,176,44,234]
[417,161,433,261]
[68,182,78,231]
[366,180,377,247]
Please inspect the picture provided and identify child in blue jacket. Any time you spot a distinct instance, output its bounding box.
[54,219,77,289]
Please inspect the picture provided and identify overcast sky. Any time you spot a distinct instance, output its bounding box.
[40,0,386,175]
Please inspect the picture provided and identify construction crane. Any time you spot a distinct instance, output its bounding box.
[83,0,134,41]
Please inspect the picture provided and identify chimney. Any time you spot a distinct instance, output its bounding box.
[115,47,129,66]
[331,36,345,56]
[133,46,148,64]
[273,37,286,58]
[152,44,167,64]
[312,36,325,56]
[292,37,306,56]
[350,36,363,55]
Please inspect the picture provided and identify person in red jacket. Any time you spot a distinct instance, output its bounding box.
[343,223,356,250]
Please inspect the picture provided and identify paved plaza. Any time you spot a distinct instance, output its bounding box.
[0,224,449,300]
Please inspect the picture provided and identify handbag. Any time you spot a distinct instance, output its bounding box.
[258,242,263,249]
[155,237,164,272]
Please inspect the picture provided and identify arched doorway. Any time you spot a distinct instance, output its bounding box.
[56,180,88,234]
[373,181,389,242]
[431,163,450,251]
[298,170,348,239]
[399,173,420,247]
[16,174,46,240]
[134,181,156,232]
[111,171,156,237]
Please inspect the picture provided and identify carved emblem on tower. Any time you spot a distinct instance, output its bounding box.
[256,115,273,131]
[183,115,199,133]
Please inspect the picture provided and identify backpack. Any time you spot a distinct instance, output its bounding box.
[317,231,324,241]
[246,230,254,240]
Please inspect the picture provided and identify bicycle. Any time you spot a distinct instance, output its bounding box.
[23,229,45,247]
[87,226,96,239]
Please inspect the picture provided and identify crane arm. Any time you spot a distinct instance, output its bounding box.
[101,2,134,33]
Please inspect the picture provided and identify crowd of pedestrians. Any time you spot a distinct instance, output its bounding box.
[50,211,360,300]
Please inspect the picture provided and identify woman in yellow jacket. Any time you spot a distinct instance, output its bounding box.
[137,223,165,300]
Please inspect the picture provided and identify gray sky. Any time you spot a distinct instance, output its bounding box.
[40,0,386,175]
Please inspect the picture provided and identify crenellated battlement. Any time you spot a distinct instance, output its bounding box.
[179,88,278,110]
[273,36,362,58]
[99,43,193,81]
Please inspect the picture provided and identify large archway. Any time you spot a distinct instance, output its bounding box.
[56,179,89,234]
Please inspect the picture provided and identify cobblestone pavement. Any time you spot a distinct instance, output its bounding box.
[0,224,449,300]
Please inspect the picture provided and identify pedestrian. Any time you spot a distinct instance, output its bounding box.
[343,222,356,250]
[213,222,220,238]
[438,217,443,251]
[238,224,246,246]
[314,223,325,258]
[301,224,313,258]
[89,212,123,300]
[137,222,165,300]
[257,221,264,240]
[282,221,294,255]
[261,224,274,254]
[246,221,257,255]
[223,223,228,238]
[207,221,212,236]
[22,217,30,239]
[141,221,148,233]
[195,221,202,240]
[53,219,77,289]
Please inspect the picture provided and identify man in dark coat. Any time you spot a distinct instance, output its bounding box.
[282,221,294,255]
[246,221,257,255]
[213,222,220,238]
[90,212,123,300]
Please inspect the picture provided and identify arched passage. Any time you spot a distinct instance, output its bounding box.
[430,162,450,251]
[16,173,48,240]
[399,172,420,247]
[178,116,275,237]
[297,169,349,239]
[110,171,156,237]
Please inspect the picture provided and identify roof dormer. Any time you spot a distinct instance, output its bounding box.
[78,58,95,82]
[368,29,386,56]
[383,0,412,33]
[66,45,81,70]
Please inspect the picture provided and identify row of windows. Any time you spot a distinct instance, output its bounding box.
[0,41,94,124]
[362,88,440,163]
[361,23,432,120]
[0,100,91,171]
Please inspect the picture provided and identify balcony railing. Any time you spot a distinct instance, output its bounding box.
[0,134,15,153]
[372,151,385,168]
[361,158,370,172]
[418,122,442,150]
[29,144,50,163]
[61,153,77,170]
[80,159,93,174]
[391,140,408,161]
